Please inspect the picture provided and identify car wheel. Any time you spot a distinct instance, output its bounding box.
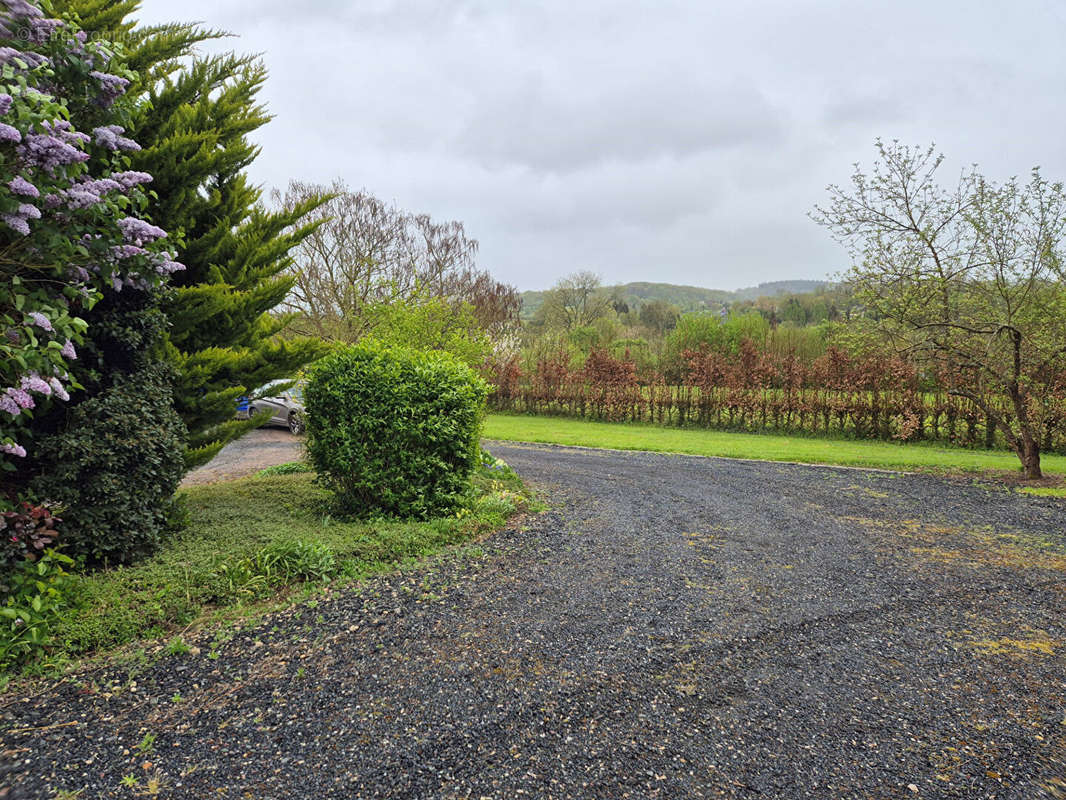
[288,412,304,435]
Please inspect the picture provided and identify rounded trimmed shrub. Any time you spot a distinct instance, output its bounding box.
[304,343,488,518]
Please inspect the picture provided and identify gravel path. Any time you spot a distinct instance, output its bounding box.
[181,427,303,486]
[5,443,1066,798]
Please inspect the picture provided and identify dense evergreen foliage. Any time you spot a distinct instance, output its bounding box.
[61,0,329,469]
[31,364,185,565]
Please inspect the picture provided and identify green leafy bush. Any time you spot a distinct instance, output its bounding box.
[30,366,186,566]
[0,549,75,669]
[362,295,493,369]
[305,342,488,518]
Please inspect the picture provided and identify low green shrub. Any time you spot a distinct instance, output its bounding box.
[30,366,186,566]
[304,342,488,518]
[211,540,338,601]
[259,540,337,581]
[0,549,75,669]
[479,448,519,480]
[0,501,60,591]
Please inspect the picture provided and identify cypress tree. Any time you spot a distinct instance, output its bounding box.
[59,1,328,468]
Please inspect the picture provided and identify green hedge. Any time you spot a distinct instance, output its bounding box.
[304,343,487,518]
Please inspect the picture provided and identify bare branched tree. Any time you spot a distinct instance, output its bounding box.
[274,180,519,340]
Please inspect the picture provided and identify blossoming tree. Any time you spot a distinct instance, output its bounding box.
[0,0,180,478]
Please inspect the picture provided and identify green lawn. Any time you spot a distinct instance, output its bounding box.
[484,413,1066,477]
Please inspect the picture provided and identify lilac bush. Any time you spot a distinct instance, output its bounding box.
[0,0,183,477]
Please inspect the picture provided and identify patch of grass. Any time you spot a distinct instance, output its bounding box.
[254,461,312,477]
[165,636,190,656]
[34,461,531,673]
[136,732,156,755]
[484,413,1066,477]
[1019,486,1066,498]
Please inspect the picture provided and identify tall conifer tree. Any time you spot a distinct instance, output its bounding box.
[59,0,328,468]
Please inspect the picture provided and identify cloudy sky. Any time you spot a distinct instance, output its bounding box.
[136,0,1066,291]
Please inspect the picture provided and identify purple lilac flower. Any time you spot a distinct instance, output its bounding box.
[89,71,130,91]
[0,48,35,68]
[20,372,51,395]
[26,17,64,44]
[64,187,102,209]
[0,48,19,63]
[44,120,90,145]
[92,124,139,152]
[111,171,153,189]
[77,177,121,196]
[18,131,89,174]
[42,192,63,209]
[156,259,186,276]
[0,48,43,69]
[89,71,129,106]
[0,123,21,143]
[17,202,39,220]
[0,442,26,458]
[118,217,166,245]
[4,0,44,19]
[111,274,123,291]
[91,125,122,148]
[69,265,89,281]
[47,377,69,401]
[5,387,34,410]
[0,394,18,416]
[0,94,12,115]
[110,244,148,259]
[8,175,39,196]
[60,339,77,360]
[28,311,52,331]
[1,213,29,235]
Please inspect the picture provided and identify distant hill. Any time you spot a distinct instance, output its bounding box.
[520,279,831,319]
[729,280,830,301]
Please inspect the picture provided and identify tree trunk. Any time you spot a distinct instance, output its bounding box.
[1018,435,1042,480]
[1007,383,1042,480]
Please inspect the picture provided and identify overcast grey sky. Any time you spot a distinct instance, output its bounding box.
[136,0,1066,291]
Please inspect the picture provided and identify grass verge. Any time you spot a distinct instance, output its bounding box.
[483,413,1066,478]
[1019,487,1066,498]
[17,458,532,680]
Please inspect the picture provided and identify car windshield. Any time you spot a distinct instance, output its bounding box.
[254,378,299,399]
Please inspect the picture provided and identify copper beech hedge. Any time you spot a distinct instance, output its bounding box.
[485,344,1066,453]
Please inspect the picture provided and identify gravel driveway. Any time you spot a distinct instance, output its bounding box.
[5,443,1066,798]
[181,427,304,486]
